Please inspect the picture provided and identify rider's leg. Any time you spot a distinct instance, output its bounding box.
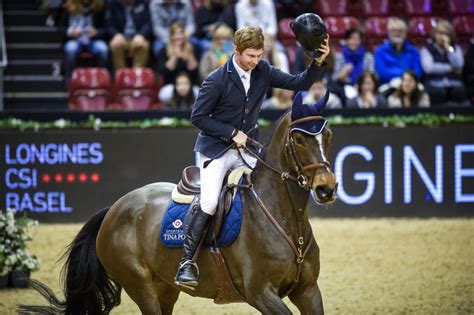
[175,152,229,286]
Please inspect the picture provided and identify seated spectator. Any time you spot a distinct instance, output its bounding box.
[106,0,152,72]
[333,29,374,103]
[149,0,195,60]
[199,23,234,80]
[157,22,199,86]
[347,72,387,109]
[235,0,277,38]
[62,0,108,79]
[158,72,199,109]
[375,18,423,85]
[263,33,289,73]
[387,70,430,108]
[303,79,342,109]
[261,88,294,110]
[193,0,236,58]
[463,41,474,104]
[421,20,468,107]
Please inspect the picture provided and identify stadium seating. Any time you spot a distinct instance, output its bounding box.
[115,68,156,110]
[68,68,112,111]
[317,0,348,16]
[324,16,360,50]
[408,16,442,47]
[452,15,474,50]
[364,17,392,50]
[448,0,474,16]
[360,0,391,17]
[403,0,432,16]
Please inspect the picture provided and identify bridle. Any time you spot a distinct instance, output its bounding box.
[233,115,333,296]
[242,115,332,190]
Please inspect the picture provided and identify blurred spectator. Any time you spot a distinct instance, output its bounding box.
[303,79,342,109]
[149,0,195,60]
[463,41,474,104]
[157,22,199,86]
[375,18,422,85]
[333,29,374,87]
[193,0,236,57]
[263,33,289,73]
[387,71,430,108]
[158,71,199,109]
[420,20,468,107]
[347,72,387,109]
[199,24,234,80]
[62,0,108,79]
[235,0,277,37]
[261,88,294,110]
[106,0,152,72]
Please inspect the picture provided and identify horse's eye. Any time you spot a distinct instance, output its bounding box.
[294,135,305,146]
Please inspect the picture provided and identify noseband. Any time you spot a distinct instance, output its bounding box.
[286,116,332,190]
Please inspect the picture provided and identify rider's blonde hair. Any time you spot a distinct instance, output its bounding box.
[234,26,264,53]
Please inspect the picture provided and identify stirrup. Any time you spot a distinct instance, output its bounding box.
[175,260,200,289]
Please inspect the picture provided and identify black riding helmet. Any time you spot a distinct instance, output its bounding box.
[290,13,327,58]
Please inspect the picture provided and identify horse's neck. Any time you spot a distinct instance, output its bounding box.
[250,115,312,239]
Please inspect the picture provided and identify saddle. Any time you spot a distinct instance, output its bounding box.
[172,166,252,240]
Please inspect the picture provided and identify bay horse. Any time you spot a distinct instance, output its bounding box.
[20,93,337,314]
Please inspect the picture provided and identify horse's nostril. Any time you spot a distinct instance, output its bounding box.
[316,185,333,199]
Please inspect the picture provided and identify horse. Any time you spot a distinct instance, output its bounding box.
[20,92,337,314]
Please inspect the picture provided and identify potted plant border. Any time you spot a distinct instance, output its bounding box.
[0,209,40,288]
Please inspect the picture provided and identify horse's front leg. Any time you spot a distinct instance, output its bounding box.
[288,282,324,315]
[246,286,292,315]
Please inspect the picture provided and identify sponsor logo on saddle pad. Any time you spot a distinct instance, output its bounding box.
[172,219,182,229]
[160,188,243,248]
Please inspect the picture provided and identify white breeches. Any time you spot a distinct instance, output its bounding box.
[199,149,257,215]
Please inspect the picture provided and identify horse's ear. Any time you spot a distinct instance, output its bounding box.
[313,89,329,112]
[293,91,303,109]
[290,92,305,122]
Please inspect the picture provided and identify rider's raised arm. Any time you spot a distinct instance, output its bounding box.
[268,60,327,92]
[190,72,235,143]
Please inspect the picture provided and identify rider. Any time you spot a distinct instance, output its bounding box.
[175,20,331,287]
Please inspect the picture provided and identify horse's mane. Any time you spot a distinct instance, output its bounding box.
[259,109,291,160]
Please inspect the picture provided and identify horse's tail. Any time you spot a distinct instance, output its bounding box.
[18,207,121,314]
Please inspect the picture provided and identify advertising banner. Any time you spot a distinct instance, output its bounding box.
[1,125,473,221]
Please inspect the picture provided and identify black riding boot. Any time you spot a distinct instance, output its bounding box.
[175,206,211,287]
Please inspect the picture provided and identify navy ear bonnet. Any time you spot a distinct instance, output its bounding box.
[290,91,329,135]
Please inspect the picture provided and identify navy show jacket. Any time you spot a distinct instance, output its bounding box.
[191,56,326,158]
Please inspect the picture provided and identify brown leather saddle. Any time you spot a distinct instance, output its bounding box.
[177,166,237,240]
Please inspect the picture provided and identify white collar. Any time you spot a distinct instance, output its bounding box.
[232,55,252,80]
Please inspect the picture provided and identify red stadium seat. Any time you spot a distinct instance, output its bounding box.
[408,17,442,47]
[278,18,296,42]
[364,17,391,50]
[453,15,474,50]
[403,0,432,16]
[325,16,360,38]
[360,0,391,17]
[115,68,156,110]
[317,0,348,17]
[68,67,112,111]
[448,0,474,16]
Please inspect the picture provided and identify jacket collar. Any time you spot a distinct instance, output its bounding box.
[226,55,246,95]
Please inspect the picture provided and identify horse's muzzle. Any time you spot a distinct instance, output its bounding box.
[314,183,338,204]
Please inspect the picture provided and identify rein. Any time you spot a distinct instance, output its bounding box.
[233,115,331,296]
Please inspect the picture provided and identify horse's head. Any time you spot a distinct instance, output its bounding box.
[287,91,338,204]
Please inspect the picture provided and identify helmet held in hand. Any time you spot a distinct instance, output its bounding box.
[290,13,327,58]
